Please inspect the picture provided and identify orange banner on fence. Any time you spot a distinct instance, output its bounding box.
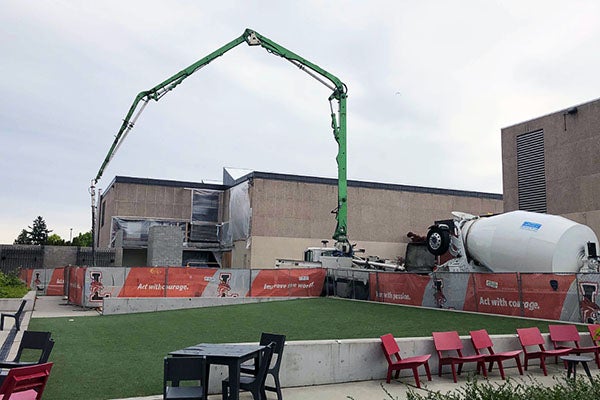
[19,270,32,287]
[465,273,521,316]
[165,268,218,297]
[68,267,85,306]
[118,267,167,297]
[46,267,65,296]
[370,273,430,306]
[520,274,575,320]
[250,269,325,297]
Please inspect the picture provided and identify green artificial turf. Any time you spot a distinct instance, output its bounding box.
[28,297,567,400]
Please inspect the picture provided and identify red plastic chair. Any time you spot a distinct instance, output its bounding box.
[516,327,569,376]
[0,362,53,400]
[432,331,486,383]
[469,329,523,380]
[380,334,431,388]
[588,324,600,344]
[549,324,600,368]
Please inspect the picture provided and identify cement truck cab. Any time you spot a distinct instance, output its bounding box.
[427,210,600,273]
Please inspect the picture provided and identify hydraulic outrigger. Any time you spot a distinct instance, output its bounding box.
[90,28,350,266]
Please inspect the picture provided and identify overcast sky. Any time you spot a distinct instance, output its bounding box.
[1,0,600,244]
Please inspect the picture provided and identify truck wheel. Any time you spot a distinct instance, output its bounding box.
[427,227,450,256]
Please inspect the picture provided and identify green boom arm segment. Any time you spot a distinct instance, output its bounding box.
[92,28,349,254]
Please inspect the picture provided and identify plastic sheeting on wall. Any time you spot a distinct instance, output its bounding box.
[228,181,251,241]
[191,189,220,223]
[190,189,221,242]
[110,218,187,247]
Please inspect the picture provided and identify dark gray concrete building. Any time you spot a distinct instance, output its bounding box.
[502,97,600,236]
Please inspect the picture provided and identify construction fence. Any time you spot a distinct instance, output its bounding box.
[21,266,325,308]
[326,269,600,324]
[0,245,116,273]
[20,266,600,323]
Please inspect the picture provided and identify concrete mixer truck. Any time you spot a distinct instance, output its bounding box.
[426,210,600,273]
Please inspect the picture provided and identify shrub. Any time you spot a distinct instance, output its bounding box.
[404,375,600,400]
[0,271,29,298]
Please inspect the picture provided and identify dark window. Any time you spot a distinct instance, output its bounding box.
[100,201,106,227]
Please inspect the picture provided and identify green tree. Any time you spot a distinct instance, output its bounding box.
[72,231,93,247]
[28,216,52,245]
[13,229,32,245]
[46,234,66,246]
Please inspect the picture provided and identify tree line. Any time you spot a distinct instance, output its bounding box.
[13,216,92,247]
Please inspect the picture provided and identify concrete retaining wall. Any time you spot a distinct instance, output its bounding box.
[202,331,593,394]
[102,297,299,315]
[0,291,35,312]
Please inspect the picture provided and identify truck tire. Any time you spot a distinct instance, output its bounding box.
[427,226,450,256]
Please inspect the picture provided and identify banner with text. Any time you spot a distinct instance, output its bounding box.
[62,266,326,307]
[250,269,326,297]
[371,272,430,306]
[466,273,521,316]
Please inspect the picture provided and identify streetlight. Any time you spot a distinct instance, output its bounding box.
[69,228,73,243]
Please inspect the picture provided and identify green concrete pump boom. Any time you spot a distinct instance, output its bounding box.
[90,28,350,265]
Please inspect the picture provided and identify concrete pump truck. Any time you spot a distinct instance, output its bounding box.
[89,28,351,266]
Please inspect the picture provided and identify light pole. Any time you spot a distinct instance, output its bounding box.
[69,228,73,244]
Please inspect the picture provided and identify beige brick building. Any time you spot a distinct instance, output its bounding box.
[502,97,600,237]
[97,170,503,268]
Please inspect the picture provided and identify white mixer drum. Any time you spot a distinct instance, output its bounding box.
[463,211,598,273]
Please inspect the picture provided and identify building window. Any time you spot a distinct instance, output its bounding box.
[516,130,547,213]
[100,201,106,227]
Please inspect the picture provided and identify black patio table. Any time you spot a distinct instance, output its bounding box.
[169,343,264,400]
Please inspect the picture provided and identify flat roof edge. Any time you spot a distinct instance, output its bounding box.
[111,176,227,191]
[502,96,600,130]
[241,171,502,200]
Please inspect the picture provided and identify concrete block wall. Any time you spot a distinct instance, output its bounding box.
[147,226,183,266]
[43,246,78,269]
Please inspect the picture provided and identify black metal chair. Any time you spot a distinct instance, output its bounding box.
[0,331,53,368]
[163,356,206,400]
[240,333,286,400]
[0,330,54,386]
[223,342,275,400]
[0,300,27,331]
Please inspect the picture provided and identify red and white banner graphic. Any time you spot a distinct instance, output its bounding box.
[20,267,65,296]
[62,266,325,307]
[370,272,430,306]
[465,273,521,316]
[250,269,326,297]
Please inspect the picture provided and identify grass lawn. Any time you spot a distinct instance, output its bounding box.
[28,297,568,400]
